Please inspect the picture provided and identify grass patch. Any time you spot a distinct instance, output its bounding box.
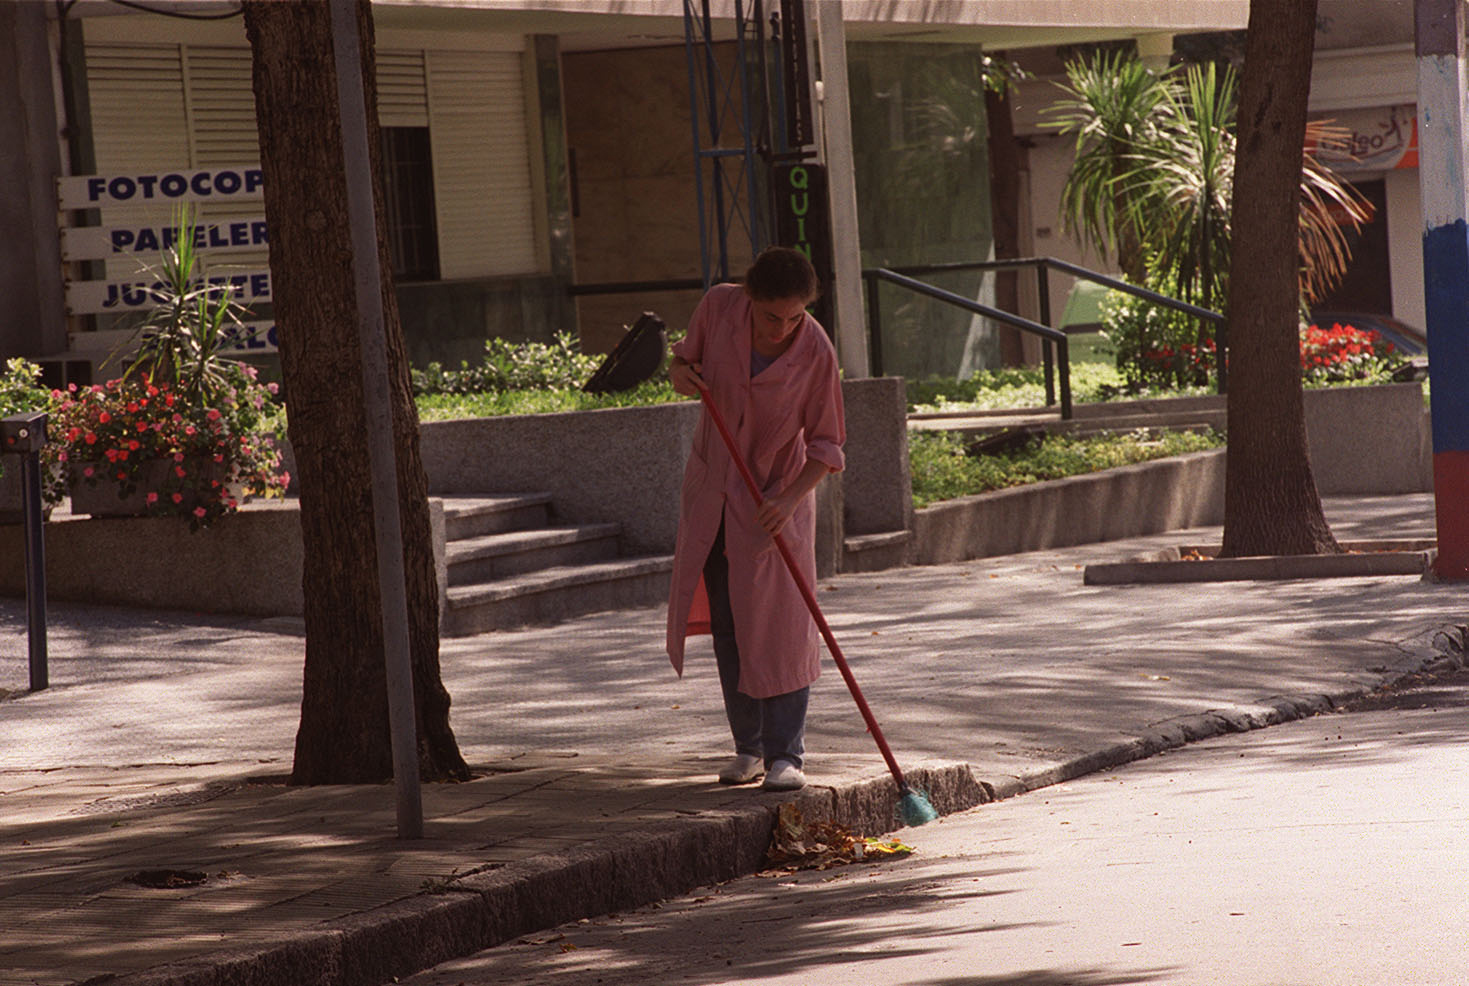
[415,380,683,421]
[909,428,1225,509]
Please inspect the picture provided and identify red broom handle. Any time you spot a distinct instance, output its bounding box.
[696,386,909,789]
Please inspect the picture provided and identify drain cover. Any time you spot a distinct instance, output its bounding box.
[127,869,209,889]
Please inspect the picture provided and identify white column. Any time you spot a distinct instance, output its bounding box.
[813,0,870,378]
[1414,0,1469,579]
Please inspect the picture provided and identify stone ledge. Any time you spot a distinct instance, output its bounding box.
[1084,538,1437,585]
[912,449,1226,564]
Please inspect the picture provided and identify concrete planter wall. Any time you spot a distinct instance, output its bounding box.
[912,449,1226,565]
[416,377,912,555]
[419,401,699,555]
[1303,381,1431,494]
[0,499,446,619]
[0,380,1428,615]
[0,501,308,616]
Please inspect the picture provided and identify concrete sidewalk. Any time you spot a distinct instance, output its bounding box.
[0,494,1462,986]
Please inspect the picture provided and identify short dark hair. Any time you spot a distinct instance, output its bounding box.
[744,246,820,303]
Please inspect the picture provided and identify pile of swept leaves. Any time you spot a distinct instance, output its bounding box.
[763,803,914,873]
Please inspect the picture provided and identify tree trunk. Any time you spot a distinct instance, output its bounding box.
[1220,0,1340,558]
[243,0,469,782]
[984,65,1026,367]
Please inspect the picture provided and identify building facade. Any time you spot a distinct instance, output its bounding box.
[1,0,1254,386]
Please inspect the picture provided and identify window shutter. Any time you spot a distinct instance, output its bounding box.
[427,50,538,278]
[183,46,268,270]
[378,51,429,128]
[85,43,191,281]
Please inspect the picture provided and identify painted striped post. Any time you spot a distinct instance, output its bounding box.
[1415,0,1469,579]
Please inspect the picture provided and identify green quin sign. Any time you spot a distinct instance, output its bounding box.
[773,163,834,322]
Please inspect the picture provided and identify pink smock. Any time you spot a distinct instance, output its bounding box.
[665,282,846,699]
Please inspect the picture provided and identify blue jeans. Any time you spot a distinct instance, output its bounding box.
[703,522,808,769]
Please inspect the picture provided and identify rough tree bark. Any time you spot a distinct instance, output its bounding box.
[243,0,469,783]
[1220,0,1340,558]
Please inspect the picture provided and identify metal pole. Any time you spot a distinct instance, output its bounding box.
[864,270,883,377]
[21,450,46,691]
[1037,262,1055,408]
[1415,0,1469,580]
[683,2,713,288]
[328,0,423,838]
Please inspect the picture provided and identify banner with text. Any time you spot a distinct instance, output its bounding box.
[65,269,273,316]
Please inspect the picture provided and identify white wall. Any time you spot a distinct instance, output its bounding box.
[1385,167,1425,330]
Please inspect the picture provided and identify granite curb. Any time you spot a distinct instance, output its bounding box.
[98,623,1468,986]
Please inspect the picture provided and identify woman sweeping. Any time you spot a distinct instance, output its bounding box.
[666,246,845,792]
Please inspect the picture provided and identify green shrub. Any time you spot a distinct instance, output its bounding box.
[412,331,601,395]
[1100,290,1217,391]
[0,358,51,419]
[0,358,56,483]
[908,427,1224,508]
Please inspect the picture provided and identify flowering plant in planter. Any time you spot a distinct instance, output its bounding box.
[46,364,287,529]
[48,206,290,529]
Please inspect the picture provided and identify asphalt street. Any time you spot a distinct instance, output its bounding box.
[399,668,1469,986]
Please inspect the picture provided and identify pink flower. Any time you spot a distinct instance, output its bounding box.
[175,465,187,478]
[146,492,158,504]
[206,409,221,421]
[83,465,94,478]
[193,507,207,518]
[171,493,183,504]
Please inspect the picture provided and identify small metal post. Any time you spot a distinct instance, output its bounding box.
[2,411,48,691]
[864,271,883,377]
[21,451,46,691]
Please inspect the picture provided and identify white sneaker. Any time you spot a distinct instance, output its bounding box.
[718,754,764,785]
[761,760,806,791]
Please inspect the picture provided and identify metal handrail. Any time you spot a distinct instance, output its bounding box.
[864,267,1072,419]
[568,277,709,297]
[862,257,1228,406]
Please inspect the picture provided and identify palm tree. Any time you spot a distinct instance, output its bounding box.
[1046,49,1174,283]
[1049,49,1369,387]
[1122,62,1236,316]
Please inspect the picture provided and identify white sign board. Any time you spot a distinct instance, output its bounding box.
[222,321,278,354]
[57,166,266,210]
[61,216,270,260]
[64,269,273,316]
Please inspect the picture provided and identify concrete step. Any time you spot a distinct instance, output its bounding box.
[842,530,912,573]
[443,554,674,635]
[440,494,553,541]
[446,523,623,583]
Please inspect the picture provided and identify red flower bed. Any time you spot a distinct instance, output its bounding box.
[1301,321,1398,382]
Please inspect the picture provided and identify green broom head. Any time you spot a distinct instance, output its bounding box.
[898,785,939,827]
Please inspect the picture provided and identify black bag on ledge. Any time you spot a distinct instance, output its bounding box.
[582,312,668,394]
